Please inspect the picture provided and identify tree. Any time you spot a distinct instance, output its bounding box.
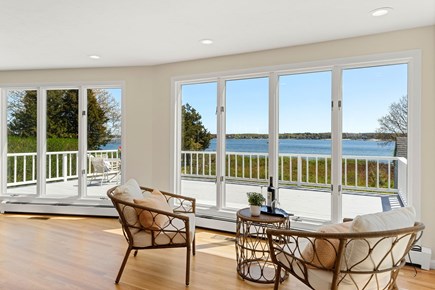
[87,89,110,149]
[376,96,407,142]
[182,103,212,150]
[7,89,120,150]
[7,91,37,137]
[92,89,121,138]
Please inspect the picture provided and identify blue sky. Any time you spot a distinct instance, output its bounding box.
[181,63,407,134]
[107,88,122,105]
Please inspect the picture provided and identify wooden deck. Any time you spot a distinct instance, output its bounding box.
[0,214,432,290]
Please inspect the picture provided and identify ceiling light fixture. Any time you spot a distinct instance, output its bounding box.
[370,7,393,17]
[200,39,213,45]
[89,55,101,59]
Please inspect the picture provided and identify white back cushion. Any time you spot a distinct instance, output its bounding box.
[113,178,144,202]
[113,179,144,233]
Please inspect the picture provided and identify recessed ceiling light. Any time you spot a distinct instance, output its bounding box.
[89,55,101,59]
[200,39,213,45]
[370,7,393,17]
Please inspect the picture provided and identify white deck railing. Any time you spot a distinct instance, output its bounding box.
[6,149,120,186]
[181,150,407,194]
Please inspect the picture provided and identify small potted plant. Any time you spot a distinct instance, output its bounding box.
[247,192,265,216]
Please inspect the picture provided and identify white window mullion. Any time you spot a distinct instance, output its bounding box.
[268,73,279,201]
[216,78,226,209]
[37,88,47,197]
[78,87,87,198]
[0,89,7,195]
[171,82,182,195]
[331,67,343,223]
[406,53,422,220]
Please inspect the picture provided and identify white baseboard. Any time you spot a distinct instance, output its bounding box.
[196,215,236,233]
[406,247,432,270]
[0,201,117,216]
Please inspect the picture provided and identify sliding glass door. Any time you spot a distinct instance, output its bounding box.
[278,71,332,221]
[174,54,415,226]
[180,82,217,206]
[1,85,123,199]
[6,89,38,196]
[45,89,79,197]
[341,64,408,218]
[224,77,269,209]
[86,88,122,198]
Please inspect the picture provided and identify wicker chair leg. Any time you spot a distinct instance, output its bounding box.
[274,264,281,290]
[186,246,191,285]
[193,237,196,256]
[115,247,132,283]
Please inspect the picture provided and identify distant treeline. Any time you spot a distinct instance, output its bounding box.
[210,133,393,140]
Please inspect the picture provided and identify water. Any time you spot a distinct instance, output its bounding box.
[206,138,395,156]
[100,139,121,150]
[102,138,395,156]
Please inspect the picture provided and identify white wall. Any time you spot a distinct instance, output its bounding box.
[0,25,434,261]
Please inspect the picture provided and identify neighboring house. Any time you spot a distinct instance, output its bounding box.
[395,136,408,159]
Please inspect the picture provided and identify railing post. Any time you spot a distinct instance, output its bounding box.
[62,153,68,181]
[297,156,302,186]
[397,157,408,205]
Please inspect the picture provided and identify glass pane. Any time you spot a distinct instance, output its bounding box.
[181,82,217,206]
[342,64,408,218]
[278,71,332,221]
[225,77,269,209]
[6,90,38,195]
[45,89,79,196]
[86,88,122,197]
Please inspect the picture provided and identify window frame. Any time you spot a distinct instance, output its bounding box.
[0,81,125,203]
[172,50,421,228]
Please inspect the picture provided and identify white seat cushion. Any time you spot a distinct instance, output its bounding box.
[277,247,390,290]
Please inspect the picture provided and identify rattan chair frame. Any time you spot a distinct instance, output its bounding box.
[107,186,196,285]
[267,222,425,290]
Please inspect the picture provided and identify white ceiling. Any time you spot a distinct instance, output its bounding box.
[1,0,434,71]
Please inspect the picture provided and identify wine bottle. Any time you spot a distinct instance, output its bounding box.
[266,176,275,208]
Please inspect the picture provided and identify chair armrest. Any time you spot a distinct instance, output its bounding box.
[139,186,196,214]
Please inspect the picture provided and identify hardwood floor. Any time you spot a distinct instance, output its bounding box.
[0,214,433,290]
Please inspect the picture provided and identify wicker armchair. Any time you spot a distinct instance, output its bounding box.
[107,185,196,285]
[267,221,424,290]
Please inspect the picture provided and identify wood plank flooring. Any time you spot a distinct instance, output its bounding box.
[0,214,433,290]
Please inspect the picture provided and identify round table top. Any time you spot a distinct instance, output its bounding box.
[237,207,287,223]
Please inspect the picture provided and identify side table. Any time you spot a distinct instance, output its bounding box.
[235,207,290,284]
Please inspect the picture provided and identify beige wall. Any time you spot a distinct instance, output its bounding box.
[0,25,434,260]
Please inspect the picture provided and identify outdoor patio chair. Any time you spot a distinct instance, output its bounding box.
[107,179,196,285]
[89,156,117,185]
[266,207,424,290]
